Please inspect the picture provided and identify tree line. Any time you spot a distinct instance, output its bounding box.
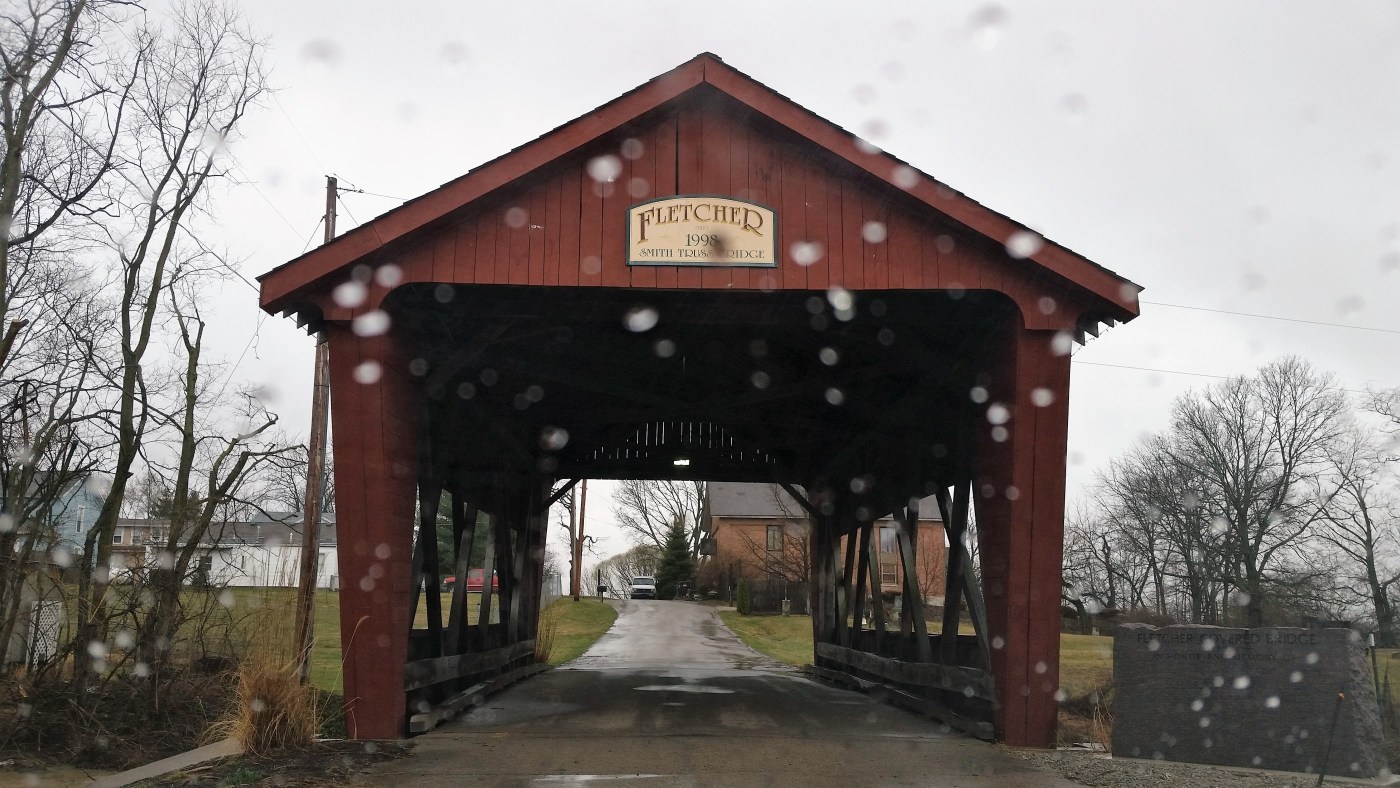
[1065,356,1400,642]
[0,0,324,720]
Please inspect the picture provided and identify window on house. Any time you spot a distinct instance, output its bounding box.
[879,526,898,553]
[766,524,782,551]
[112,532,123,545]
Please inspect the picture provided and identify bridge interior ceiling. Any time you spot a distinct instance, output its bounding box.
[389,284,1013,528]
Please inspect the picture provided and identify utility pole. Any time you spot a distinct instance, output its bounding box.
[294,176,337,684]
[568,487,579,599]
[573,479,587,601]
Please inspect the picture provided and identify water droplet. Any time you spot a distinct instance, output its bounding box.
[825,388,845,406]
[1005,230,1044,259]
[587,155,622,183]
[826,287,854,318]
[819,347,839,366]
[1034,661,1047,674]
[1191,699,1204,712]
[986,403,1010,425]
[539,427,569,451]
[1199,716,1211,728]
[1060,93,1088,122]
[969,5,1007,50]
[991,636,1005,650]
[861,221,888,244]
[504,207,528,228]
[1290,670,1303,683]
[653,339,676,357]
[991,426,1009,442]
[353,361,382,384]
[1053,688,1068,702]
[1147,639,1160,652]
[1030,388,1055,407]
[300,39,342,66]
[219,590,236,608]
[1037,296,1057,315]
[1004,486,1020,501]
[352,310,391,337]
[790,241,824,266]
[374,265,403,288]
[969,386,989,404]
[891,165,919,189]
[333,281,367,308]
[439,41,468,65]
[624,306,659,332]
[1306,652,1319,664]
[1233,676,1251,690]
[87,641,108,659]
[1051,332,1074,356]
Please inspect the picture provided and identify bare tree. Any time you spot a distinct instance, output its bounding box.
[595,544,661,598]
[73,0,266,673]
[1314,425,1400,643]
[612,479,705,556]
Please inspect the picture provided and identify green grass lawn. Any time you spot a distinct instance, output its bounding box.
[540,598,618,665]
[717,611,815,667]
[717,610,1115,700]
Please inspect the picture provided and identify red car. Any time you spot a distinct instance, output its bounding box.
[465,568,498,592]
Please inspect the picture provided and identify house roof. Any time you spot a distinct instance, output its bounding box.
[707,482,941,522]
[259,52,1140,325]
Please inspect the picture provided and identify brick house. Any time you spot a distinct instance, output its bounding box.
[701,482,947,614]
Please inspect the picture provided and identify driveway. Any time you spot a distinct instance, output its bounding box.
[356,600,1079,787]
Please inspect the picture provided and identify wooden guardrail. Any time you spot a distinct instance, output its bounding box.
[404,640,535,692]
[815,643,995,700]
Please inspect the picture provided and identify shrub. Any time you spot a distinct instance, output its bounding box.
[736,578,752,615]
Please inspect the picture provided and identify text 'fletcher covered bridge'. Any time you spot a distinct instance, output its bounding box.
[258,53,1139,747]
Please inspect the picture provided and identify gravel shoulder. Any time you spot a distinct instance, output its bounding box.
[1012,748,1394,787]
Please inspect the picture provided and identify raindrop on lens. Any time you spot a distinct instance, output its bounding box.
[374,265,404,287]
[1005,230,1044,259]
[790,241,824,266]
[539,427,569,451]
[352,310,391,337]
[353,361,382,384]
[587,155,623,183]
[333,281,367,308]
[624,306,659,332]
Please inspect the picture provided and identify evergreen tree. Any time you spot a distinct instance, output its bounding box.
[655,519,696,600]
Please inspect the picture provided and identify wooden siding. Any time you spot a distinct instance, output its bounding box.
[319,98,1083,334]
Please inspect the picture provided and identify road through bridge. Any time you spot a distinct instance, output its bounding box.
[352,600,1079,786]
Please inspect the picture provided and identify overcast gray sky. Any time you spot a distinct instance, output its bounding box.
[198,1,1400,563]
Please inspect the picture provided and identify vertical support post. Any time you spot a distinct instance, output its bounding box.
[477,511,498,645]
[836,526,858,647]
[495,496,517,644]
[446,492,479,655]
[974,325,1072,748]
[418,478,443,654]
[896,502,932,663]
[325,327,418,740]
[866,523,887,654]
[849,522,873,650]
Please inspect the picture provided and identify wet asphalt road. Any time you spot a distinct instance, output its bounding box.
[356,600,1077,787]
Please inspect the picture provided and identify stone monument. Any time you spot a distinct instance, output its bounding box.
[1112,624,1386,778]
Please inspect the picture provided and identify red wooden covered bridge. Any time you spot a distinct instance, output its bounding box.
[258,53,1139,747]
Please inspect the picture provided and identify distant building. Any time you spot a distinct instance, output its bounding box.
[702,482,947,612]
[109,511,338,589]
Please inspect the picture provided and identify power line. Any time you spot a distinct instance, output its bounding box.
[1071,359,1379,395]
[1142,300,1400,336]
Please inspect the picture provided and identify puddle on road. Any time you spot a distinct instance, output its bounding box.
[634,684,735,694]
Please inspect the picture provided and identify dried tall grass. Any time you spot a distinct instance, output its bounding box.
[208,592,320,755]
[535,607,558,663]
